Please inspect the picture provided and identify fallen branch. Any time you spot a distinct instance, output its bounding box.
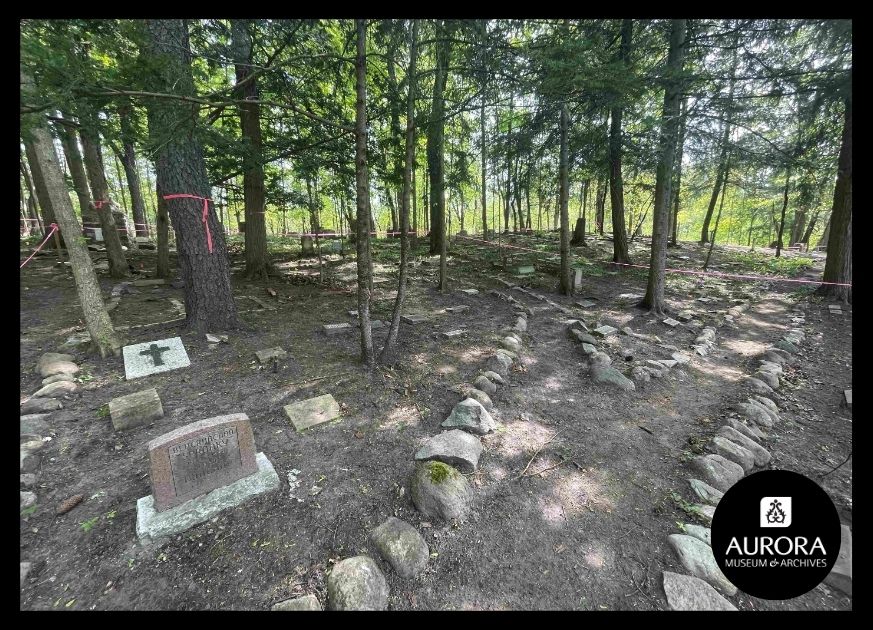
[516,430,562,480]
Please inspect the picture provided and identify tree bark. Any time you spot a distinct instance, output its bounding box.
[155,179,170,278]
[231,19,273,280]
[595,173,606,235]
[21,69,121,357]
[54,114,93,222]
[816,89,851,302]
[79,114,129,278]
[20,158,44,235]
[775,166,791,258]
[144,19,239,332]
[381,20,418,364]
[480,97,488,239]
[354,19,375,365]
[428,21,449,257]
[23,138,59,238]
[117,102,149,238]
[558,104,571,296]
[669,97,687,246]
[642,19,686,316]
[609,19,633,264]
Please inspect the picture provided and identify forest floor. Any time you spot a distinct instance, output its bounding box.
[19,233,852,610]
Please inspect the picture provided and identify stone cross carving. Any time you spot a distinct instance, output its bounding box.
[140,343,171,366]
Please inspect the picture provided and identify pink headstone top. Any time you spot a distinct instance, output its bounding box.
[147,413,258,512]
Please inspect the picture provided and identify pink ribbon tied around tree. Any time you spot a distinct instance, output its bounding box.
[163,194,214,253]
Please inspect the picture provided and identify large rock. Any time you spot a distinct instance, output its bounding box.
[662,572,737,611]
[482,371,504,385]
[441,398,496,435]
[473,375,497,395]
[38,359,79,379]
[20,491,37,511]
[754,370,780,389]
[735,402,774,429]
[823,525,852,596]
[409,461,472,521]
[500,336,521,353]
[590,364,635,391]
[761,350,790,365]
[757,360,783,376]
[717,426,770,467]
[415,429,483,473]
[764,347,793,363]
[486,353,513,377]
[20,562,32,588]
[631,366,651,385]
[20,414,50,436]
[36,353,74,373]
[20,450,40,473]
[774,339,800,354]
[570,330,598,345]
[326,556,388,610]
[710,436,755,473]
[691,454,744,492]
[465,388,493,411]
[32,380,78,398]
[751,395,779,412]
[667,534,737,596]
[41,373,76,386]
[744,377,776,397]
[20,398,62,415]
[725,418,766,443]
[745,398,779,425]
[589,351,612,366]
[109,388,164,431]
[689,479,724,507]
[683,524,712,547]
[370,517,429,579]
[271,594,322,611]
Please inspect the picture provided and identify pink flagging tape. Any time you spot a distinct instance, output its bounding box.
[163,194,213,253]
[20,223,58,269]
[453,234,851,288]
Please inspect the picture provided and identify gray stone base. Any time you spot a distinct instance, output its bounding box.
[136,452,279,544]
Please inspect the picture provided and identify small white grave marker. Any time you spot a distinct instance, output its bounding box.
[663,318,681,328]
[123,337,191,380]
[323,323,353,335]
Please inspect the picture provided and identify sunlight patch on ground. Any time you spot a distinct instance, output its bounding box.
[542,376,564,391]
[582,541,614,570]
[487,417,557,461]
[721,338,769,357]
[378,404,420,431]
[539,467,616,523]
[436,364,458,376]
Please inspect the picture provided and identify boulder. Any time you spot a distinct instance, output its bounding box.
[751,395,779,413]
[370,517,429,579]
[441,398,496,435]
[109,388,164,431]
[409,461,472,521]
[486,353,512,377]
[38,360,79,379]
[500,336,521,353]
[690,454,744,492]
[35,353,74,373]
[735,402,775,429]
[725,418,767,443]
[754,370,780,390]
[683,524,712,547]
[41,373,76,386]
[20,491,37,511]
[589,351,612,366]
[667,534,737,596]
[20,414,51,436]
[716,426,771,467]
[465,388,493,411]
[20,398,62,415]
[662,571,737,611]
[271,594,322,611]
[482,371,505,386]
[415,429,483,474]
[326,556,388,610]
[710,436,755,473]
[745,398,779,425]
[631,366,651,385]
[774,339,800,354]
[32,380,78,398]
[744,377,777,398]
[590,364,635,391]
[473,375,497,395]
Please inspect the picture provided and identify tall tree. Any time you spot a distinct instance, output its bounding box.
[354,18,375,365]
[21,68,121,358]
[642,19,687,316]
[558,104,571,295]
[79,111,129,278]
[669,97,687,246]
[609,19,633,264]
[54,114,93,222]
[816,86,851,303]
[117,101,149,238]
[381,19,418,364]
[231,19,273,280]
[428,20,450,264]
[143,19,239,332]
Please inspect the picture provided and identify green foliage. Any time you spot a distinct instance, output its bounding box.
[79,516,99,532]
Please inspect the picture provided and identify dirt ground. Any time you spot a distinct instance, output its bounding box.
[19,233,852,610]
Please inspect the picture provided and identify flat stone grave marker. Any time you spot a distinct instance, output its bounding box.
[513,265,535,275]
[663,318,681,327]
[576,299,597,308]
[844,390,852,408]
[677,311,693,322]
[136,413,278,543]
[132,278,167,287]
[324,322,353,335]
[442,329,466,338]
[402,314,429,325]
[459,289,479,295]
[573,268,584,288]
[616,293,643,302]
[445,305,470,314]
[284,394,341,432]
[123,337,191,380]
[255,347,288,363]
[593,325,618,337]
[109,388,164,431]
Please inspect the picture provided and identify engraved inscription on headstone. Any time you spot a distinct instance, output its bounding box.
[147,414,258,512]
[169,427,243,497]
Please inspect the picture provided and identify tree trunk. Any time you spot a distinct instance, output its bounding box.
[608,19,633,264]
[155,179,170,278]
[427,22,449,257]
[354,19,375,365]
[703,155,731,271]
[23,138,59,239]
[382,20,418,364]
[595,173,606,235]
[800,209,820,244]
[79,115,129,278]
[642,19,686,316]
[669,97,687,246]
[480,97,488,239]
[144,19,239,332]
[231,19,273,280]
[20,159,44,235]
[816,89,851,302]
[775,166,791,258]
[558,105,571,296]
[21,68,120,357]
[118,102,149,238]
[54,115,93,222]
